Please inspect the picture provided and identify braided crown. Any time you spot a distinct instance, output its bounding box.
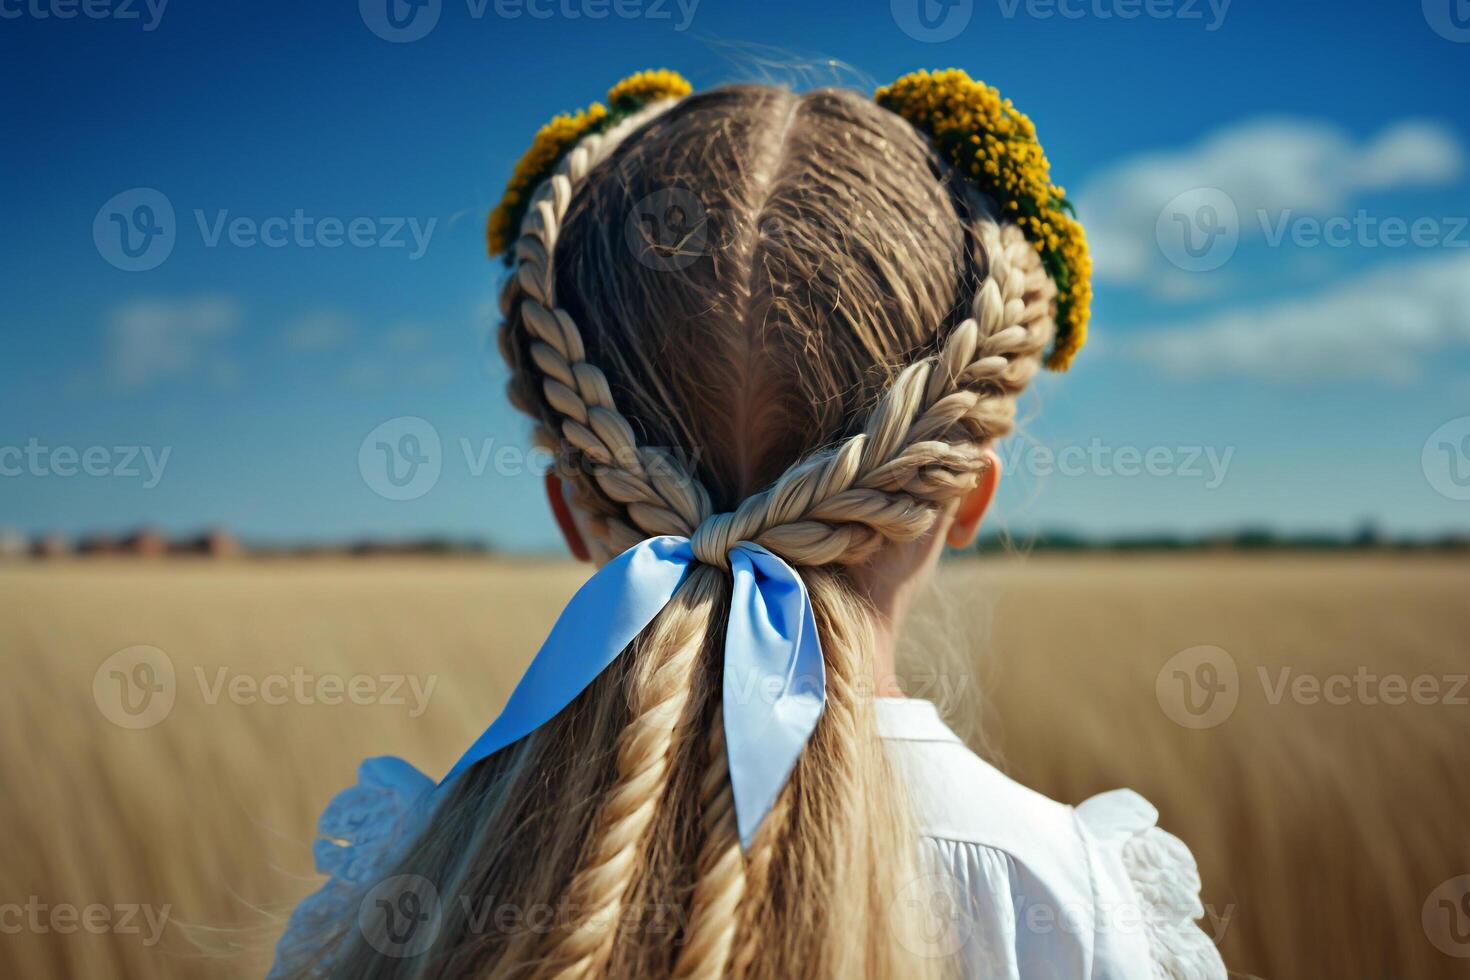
[494,71,1061,569]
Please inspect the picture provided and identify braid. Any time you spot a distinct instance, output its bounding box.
[530,567,722,980]
[686,213,1056,569]
[727,793,791,980]
[499,98,713,553]
[730,570,886,980]
[669,709,744,980]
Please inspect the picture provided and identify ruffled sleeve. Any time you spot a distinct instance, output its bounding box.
[268,757,436,979]
[1075,789,1226,980]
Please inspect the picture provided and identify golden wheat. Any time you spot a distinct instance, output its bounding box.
[0,555,1466,979]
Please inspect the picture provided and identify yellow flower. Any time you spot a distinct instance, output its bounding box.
[487,69,693,260]
[876,69,1092,370]
[486,103,607,257]
[607,68,692,110]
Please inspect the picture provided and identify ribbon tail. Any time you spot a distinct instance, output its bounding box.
[440,535,694,786]
[722,542,826,850]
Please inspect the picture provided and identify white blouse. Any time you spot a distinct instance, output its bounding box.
[270,700,1226,979]
[876,697,1226,979]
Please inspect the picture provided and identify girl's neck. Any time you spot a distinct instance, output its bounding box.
[869,613,908,698]
[850,512,952,701]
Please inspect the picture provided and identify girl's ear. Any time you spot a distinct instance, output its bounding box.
[946,448,1002,549]
[545,472,592,563]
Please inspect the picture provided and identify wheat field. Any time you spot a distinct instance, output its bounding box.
[1,555,1467,979]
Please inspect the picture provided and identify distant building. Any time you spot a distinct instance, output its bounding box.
[0,529,27,560]
[77,534,121,556]
[173,527,242,558]
[34,533,73,558]
[121,528,168,558]
[205,527,241,557]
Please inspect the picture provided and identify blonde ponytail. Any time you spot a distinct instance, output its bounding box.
[526,568,723,980]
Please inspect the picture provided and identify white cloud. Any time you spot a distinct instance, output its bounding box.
[1129,252,1470,381]
[385,323,433,353]
[340,323,454,389]
[1351,121,1464,190]
[281,311,355,352]
[105,296,241,389]
[1078,117,1465,288]
[343,357,387,390]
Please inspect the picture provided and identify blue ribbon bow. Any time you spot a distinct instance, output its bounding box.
[442,535,825,849]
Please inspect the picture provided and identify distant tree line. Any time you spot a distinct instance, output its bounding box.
[970,523,1470,554]
[3,523,1466,560]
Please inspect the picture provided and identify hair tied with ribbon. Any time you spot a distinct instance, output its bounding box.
[441,535,824,850]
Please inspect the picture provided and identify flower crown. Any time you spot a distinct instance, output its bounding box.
[486,68,1091,370]
[485,69,693,261]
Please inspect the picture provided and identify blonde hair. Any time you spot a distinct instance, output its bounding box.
[313,82,1056,979]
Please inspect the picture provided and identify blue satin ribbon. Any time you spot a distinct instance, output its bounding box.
[441,535,825,850]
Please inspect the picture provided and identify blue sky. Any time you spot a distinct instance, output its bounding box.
[2,0,1468,550]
